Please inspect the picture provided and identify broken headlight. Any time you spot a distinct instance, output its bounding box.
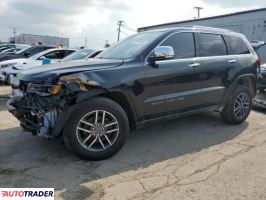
[27,84,62,96]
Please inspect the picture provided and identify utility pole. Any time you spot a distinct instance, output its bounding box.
[85,37,88,48]
[13,28,16,44]
[194,7,203,18]
[117,20,124,42]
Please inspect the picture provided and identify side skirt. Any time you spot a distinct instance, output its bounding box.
[136,105,222,129]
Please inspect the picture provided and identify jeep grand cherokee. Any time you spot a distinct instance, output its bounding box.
[7,26,260,160]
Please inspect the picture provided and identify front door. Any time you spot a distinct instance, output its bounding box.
[143,32,204,120]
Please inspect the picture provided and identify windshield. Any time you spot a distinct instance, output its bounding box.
[15,46,33,55]
[96,31,165,60]
[62,49,94,62]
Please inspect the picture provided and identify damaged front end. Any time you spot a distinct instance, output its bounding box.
[7,75,102,138]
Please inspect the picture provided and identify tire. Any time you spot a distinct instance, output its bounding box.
[221,86,252,125]
[63,97,129,160]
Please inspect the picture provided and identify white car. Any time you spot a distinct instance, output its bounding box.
[0,48,76,82]
[7,49,102,85]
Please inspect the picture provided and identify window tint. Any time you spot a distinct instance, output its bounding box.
[199,33,227,57]
[224,36,250,55]
[160,32,195,59]
[43,50,65,59]
[64,50,75,57]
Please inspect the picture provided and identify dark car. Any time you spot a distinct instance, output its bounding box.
[252,42,266,92]
[7,26,259,160]
[0,45,53,62]
[259,64,266,92]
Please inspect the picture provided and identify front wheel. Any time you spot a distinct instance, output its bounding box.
[221,86,252,125]
[63,97,129,160]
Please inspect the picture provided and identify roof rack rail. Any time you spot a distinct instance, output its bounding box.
[182,25,233,32]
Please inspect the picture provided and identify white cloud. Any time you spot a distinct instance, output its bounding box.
[0,0,264,48]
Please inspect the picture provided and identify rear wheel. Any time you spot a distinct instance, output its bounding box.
[63,97,129,160]
[221,86,252,124]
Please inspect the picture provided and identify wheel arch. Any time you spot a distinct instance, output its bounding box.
[221,74,257,108]
[54,89,137,136]
[100,91,137,129]
[234,74,257,98]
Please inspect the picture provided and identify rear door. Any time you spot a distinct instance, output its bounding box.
[196,32,238,107]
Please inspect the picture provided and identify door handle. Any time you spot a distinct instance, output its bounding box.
[188,63,200,68]
[228,59,237,63]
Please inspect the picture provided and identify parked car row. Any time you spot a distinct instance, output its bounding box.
[6,26,261,160]
[0,43,30,55]
[0,44,102,84]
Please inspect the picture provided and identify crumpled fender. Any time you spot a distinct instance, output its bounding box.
[59,73,102,92]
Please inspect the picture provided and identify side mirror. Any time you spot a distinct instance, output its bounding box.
[148,46,174,65]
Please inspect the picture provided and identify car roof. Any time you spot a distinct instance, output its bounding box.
[142,25,244,37]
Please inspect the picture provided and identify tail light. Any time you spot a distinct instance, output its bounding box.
[258,57,263,66]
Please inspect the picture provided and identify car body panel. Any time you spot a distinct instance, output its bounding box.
[6,26,259,137]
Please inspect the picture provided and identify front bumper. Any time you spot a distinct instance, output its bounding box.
[7,89,59,137]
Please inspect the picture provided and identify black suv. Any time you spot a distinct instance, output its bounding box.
[7,26,259,160]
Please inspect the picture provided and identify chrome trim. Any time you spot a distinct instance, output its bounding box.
[145,30,253,65]
[188,63,200,67]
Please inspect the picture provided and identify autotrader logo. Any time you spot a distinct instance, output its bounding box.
[0,188,54,200]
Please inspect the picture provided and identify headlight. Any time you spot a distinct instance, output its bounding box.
[27,84,62,96]
[0,63,17,68]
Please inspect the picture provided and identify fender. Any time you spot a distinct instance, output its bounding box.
[53,89,106,136]
[222,73,257,106]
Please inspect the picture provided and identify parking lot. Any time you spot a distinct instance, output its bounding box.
[0,86,266,200]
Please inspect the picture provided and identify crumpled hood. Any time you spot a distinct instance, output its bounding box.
[19,58,123,83]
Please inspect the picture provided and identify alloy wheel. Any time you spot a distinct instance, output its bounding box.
[233,92,250,119]
[76,110,119,152]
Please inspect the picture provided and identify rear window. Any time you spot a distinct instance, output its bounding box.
[224,36,250,55]
[198,33,227,57]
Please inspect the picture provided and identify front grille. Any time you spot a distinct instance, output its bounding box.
[19,81,28,93]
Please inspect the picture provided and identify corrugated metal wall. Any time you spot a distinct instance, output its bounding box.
[139,9,266,42]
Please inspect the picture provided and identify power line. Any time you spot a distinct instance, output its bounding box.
[117,20,124,42]
[123,23,136,32]
[120,30,129,36]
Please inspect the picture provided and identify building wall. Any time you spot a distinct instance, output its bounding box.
[14,34,69,47]
[139,9,266,42]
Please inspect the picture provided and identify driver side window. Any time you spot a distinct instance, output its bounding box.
[160,32,195,59]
